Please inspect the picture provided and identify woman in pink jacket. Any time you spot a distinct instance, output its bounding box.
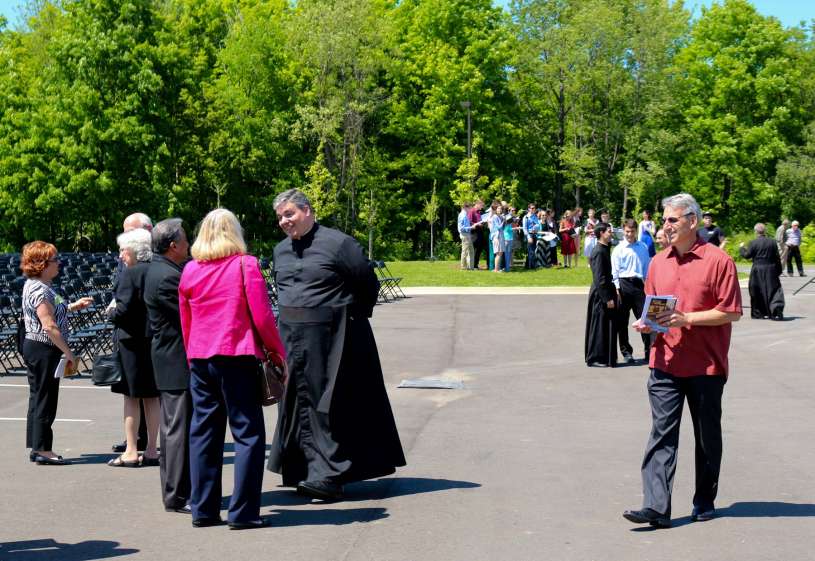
[179,208,286,530]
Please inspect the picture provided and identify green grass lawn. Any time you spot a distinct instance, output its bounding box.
[386,260,594,287]
[385,259,750,287]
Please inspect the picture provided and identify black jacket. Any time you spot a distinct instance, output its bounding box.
[110,262,151,340]
[143,255,189,391]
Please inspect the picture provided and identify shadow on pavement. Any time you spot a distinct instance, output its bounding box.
[240,477,481,509]
[0,539,138,561]
[266,507,388,527]
[70,454,121,465]
[718,501,815,517]
[629,501,815,531]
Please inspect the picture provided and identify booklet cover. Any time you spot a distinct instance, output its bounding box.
[641,295,678,333]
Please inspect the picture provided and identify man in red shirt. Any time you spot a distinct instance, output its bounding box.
[623,193,742,529]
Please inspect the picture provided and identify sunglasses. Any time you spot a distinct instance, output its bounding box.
[663,212,694,224]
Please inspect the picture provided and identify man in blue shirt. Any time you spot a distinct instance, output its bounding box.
[458,202,475,270]
[522,204,541,269]
[612,219,652,363]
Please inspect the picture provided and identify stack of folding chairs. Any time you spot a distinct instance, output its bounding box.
[0,252,119,376]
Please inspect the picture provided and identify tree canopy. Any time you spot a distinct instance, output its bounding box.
[0,0,813,257]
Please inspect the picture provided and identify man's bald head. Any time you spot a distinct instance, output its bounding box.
[123,212,153,232]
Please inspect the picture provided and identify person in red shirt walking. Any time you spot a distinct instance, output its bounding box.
[623,193,742,529]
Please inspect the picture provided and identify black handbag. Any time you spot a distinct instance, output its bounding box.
[92,354,122,386]
[92,333,122,386]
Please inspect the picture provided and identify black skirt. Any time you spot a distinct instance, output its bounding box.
[111,336,159,398]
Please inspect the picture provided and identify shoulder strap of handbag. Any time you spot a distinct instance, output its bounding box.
[239,255,266,359]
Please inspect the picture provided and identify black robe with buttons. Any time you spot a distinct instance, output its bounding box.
[267,223,406,485]
[585,242,618,366]
[739,236,785,319]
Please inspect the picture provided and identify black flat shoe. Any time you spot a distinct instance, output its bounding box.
[622,508,670,528]
[165,504,191,514]
[35,454,71,466]
[587,362,609,368]
[690,507,715,522]
[297,480,344,501]
[139,455,160,467]
[29,451,37,463]
[228,519,270,530]
[192,518,224,528]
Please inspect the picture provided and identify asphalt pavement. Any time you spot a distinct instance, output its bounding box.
[1,274,814,561]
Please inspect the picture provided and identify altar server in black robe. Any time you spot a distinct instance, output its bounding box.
[585,223,618,367]
[739,222,785,320]
[267,189,406,501]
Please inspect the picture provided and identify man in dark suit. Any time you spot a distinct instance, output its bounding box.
[144,218,192,513]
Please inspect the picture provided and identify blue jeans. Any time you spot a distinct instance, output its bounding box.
[503,239,513,271]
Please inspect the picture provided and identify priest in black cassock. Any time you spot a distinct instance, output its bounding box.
[585,222,618,367]
[739,222,785,320]
[267,189,406,501]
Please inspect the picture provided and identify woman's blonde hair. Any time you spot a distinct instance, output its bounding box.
[191,208,247,261]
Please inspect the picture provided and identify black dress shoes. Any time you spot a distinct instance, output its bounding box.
[587,362,609,368]
[622,352,635,365]
[690,507,715,522]
[228,519,270,530]
[297,480,344,501]
[192,518,224,528]
[34,454,71,466]
[622,508,671,528]
[165,504,192,514]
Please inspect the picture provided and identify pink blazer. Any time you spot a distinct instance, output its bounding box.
[178,254,285,361]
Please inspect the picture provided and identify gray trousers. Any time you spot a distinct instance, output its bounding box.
[160,389,192,510]
[641,369,724,517]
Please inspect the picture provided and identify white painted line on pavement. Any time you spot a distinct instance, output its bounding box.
[0,383,106,390]
[0,417,93,422]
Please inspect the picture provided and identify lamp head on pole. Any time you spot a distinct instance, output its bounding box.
[460,100,471,110]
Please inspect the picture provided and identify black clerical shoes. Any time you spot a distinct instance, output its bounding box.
[192,518,224,528]
[587,362,609,368]
[690,507,715,522]
[228,519,271,530]
[297,480,344,501]
[622,508,671,528]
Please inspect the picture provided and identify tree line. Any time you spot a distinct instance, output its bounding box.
[0,0,813,259]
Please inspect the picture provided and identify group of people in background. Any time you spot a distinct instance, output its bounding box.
[18,189,405,530]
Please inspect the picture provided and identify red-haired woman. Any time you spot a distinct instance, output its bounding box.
[20,242,92,465]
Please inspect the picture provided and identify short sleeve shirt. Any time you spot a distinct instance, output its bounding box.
[645,238,742,377]
[22,278,69,346]
[698,225,724,246]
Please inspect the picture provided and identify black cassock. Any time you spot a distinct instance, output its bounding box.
[739,236,785,319]
[584,243,618,366]
[267,223,406,485]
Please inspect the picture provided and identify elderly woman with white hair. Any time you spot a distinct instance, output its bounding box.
[107,227,160,467]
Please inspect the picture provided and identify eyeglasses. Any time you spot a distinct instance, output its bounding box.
[663,212,694,224]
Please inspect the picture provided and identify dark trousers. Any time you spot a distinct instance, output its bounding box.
[617,277,650,357]
[189,356,266,523]
[641,369,725,517]
[23,339,62,451]
[526,238,537,269]
[160,389,192,510]
[473,228,486,268]
[786,245,803,275]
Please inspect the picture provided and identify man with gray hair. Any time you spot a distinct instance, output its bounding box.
[623,193,742,528]
[739,223,784,320]
[144,218,192,513]
[784,220,805,277]
[775,218,789,268]
[267,188,405,501]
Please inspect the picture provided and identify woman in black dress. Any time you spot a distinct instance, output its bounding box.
[108,228,160,467]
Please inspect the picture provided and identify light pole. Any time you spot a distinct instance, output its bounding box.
[460,100,472,159]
